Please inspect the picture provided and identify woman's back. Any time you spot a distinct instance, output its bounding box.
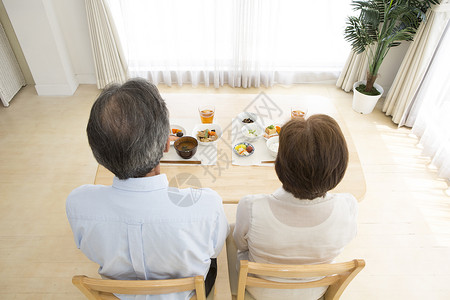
[234,189,357,300]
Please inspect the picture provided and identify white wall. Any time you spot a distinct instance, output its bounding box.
[0,0,34,84]
[3,0,78,95]
[3,0,96,95]
[52,0,96,84]
[376,42,410,94]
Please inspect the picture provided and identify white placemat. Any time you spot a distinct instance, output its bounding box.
[230,118,277,166]
[162,118,218,165]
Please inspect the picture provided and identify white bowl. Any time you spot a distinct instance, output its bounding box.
[169,124,187,146]
[237,112,258,125]
[192,123,223,146]
[241,123,263,141]
[266,136,279,158]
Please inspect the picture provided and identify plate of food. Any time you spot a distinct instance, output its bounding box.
[234,142,255,157]
[169,125,186,145]
[192,123,223,146]
[241,123,263,141]
[263,123,282,140]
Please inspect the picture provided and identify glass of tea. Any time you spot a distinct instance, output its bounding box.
[199,105,215,123]
[291,107,308,120]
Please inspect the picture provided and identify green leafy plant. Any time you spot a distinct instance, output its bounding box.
[344,0,438,94]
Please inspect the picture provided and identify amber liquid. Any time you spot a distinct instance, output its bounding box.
[200,109,215,123]
[291,110,306,119]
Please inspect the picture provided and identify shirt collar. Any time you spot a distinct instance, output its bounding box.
[112,174,169,192]
[272,187,331,205]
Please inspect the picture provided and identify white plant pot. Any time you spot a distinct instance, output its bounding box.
[352,80,384,114]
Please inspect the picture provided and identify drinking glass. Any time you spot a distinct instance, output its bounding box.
[199,105,215,123]
[291,106,308,120]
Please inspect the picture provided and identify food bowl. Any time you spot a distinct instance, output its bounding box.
[237,112,258,125]
[174,136,198,159]
[233,142,255,157]
[192,123,223,146]
[169,124,186,145]
[266,136,279,158]
[241,123,263,141]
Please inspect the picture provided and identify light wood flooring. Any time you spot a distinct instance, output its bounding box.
[1,84,449,299]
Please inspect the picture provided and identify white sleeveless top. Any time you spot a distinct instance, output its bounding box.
[234,188,358,300]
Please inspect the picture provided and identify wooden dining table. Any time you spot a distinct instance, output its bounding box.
[94,93,366,204]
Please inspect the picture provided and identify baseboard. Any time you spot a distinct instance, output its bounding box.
[35,82,79,96]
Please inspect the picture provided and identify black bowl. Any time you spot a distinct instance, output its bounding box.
[174,136,198,159]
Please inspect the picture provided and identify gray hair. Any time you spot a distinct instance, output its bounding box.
[87,78,170,179]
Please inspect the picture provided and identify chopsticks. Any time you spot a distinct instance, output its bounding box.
[260,160,275,164]
[161,160,202,164]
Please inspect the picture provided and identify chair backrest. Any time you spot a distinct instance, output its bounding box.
[237,259,365,300]
[72,275,206,300]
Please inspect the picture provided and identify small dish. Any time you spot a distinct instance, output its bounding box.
[192,123,223,146]
[169,124,186,145]
[174,136,198,159]
[266,136,279,158]
[263,123,282,140]
[233,142,255,157]
[237,112,258,125]
[241,123,263,141]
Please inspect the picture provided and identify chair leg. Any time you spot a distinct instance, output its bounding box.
[226,223,239,296]
[236,261,249,300]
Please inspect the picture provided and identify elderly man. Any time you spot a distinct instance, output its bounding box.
[66,78,229,299]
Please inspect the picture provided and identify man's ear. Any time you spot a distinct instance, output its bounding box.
[164,138,170,153]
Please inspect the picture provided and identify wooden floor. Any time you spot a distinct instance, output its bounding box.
[1,84,449,299]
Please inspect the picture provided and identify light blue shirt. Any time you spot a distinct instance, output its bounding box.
[66,174,229,300]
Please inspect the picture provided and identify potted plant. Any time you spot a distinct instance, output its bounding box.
[344,0,438,114]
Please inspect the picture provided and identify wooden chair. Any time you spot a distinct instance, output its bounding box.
[72,275,209,300]
[237,259,365,300]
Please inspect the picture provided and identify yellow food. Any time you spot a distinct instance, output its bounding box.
[265,125,277,135]
[235,144,247,151]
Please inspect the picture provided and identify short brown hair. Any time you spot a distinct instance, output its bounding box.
[275,114,348,200]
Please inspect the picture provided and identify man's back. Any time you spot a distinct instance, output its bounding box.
[66,174,229,299]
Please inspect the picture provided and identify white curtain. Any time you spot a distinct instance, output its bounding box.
[409,22,450,180]
[335,50,369,92]
[85,0,128,89]
[106,0,352,88]
[382,2,450,124]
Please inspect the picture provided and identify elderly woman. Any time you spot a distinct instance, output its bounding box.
[232,114,358,300]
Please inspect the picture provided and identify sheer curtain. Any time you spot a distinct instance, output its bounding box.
[383,2,450,124]
[409,22,450,180]
[85,0,128,89]
[336,50,369,92]
[106,0,352,88]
